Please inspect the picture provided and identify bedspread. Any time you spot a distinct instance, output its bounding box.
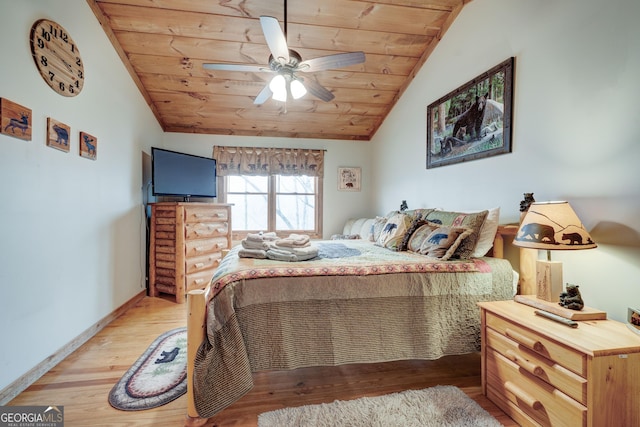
[193,240,514,417]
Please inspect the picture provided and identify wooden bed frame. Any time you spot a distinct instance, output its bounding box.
[184,224,530,425]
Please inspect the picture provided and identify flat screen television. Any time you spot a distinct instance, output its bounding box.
[151,147,217,200]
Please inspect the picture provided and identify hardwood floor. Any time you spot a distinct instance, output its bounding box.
[10,296,517,426]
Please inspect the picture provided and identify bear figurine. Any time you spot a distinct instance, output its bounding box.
[559,284,584,311]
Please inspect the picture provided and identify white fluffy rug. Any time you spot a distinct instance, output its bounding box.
[258,385,501,427]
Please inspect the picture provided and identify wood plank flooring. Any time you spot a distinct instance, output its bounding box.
[9,296,517,426]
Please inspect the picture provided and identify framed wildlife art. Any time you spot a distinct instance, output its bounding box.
[338,167,361,191]
[1,98,32,141]
[47,118,70,152]
[426,57,514,169]
[79,131,97,160]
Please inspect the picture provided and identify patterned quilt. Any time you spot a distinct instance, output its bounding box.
[210,240,492,297]
[194,239,514,418]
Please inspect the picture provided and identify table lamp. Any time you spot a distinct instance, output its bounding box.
[512,201,596,302]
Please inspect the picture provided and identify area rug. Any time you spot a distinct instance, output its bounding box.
[108,327,187,411]
[258,385,501,427]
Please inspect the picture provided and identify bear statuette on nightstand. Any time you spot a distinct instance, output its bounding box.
[559,283,584,310]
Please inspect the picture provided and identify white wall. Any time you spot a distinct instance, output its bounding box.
[3,0,638,399]
[0,0,162,393]
[371,0,640,321]
[159,134,374,238]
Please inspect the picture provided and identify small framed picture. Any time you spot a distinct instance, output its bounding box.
[47,118,70,152]
[338,167,361,192]
[1,98,32,141]
[628,307,640,335]
[79,131,97,160]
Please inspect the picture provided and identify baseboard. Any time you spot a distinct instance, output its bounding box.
[0,290,146,405]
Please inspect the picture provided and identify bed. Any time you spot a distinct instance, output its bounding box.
[184,210,519,423]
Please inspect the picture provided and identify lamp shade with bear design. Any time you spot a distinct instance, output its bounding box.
[513,201,596,302]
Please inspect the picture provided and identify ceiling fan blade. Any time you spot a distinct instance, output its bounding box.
[302,78,335,102]
[253,84,273,105]
[260,16,289,63]
[203,63,269,73]
[298,51,365,73]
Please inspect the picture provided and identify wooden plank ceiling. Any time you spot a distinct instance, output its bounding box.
[88,0,469,140]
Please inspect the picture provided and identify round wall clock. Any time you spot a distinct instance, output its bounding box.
[30,19,84,97]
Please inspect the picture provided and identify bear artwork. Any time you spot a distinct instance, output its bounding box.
[559,284,584,311]
[452,92,488,142]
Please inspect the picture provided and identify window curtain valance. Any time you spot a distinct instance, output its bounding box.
[212,146,324,177]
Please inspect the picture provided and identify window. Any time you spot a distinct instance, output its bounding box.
[223,174,322,239]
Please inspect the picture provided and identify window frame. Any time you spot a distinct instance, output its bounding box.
[219,174,323,241]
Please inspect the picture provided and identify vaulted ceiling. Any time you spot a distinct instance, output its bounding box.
[88,0,469,140]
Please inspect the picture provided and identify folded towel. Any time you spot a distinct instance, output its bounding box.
[246,231,278,242]
[238,248,267,259]
[241,239,271,250]
[266,248,297,262]
[266,245,318,262]
[275,233,311,247]
[272,244,318,257]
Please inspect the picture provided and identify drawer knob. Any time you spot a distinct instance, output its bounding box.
[195,262,205,268]
[504,381,543,411]
[505,350,545,377]
[505,328,544,352]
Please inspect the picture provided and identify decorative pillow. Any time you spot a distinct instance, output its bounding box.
[470,207,500,258]
[403,208,434,219]
[407,222,440,253]
[418,226,473,260]
[375,212,413,250]
[399,214,428,251]
[370,215,389,242]
[424,209,488,259]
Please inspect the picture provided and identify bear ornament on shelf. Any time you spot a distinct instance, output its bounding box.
[559,283,584,311]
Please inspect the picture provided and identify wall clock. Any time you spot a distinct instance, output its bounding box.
[30,19,84,97]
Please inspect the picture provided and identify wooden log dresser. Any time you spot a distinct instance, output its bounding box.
[149,202,232,303]
[478,300,640,426]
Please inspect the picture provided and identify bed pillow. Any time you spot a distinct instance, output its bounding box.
[470,207,500,258]
[417,225,474,260]
[424,209,488,259]
[375,212,413,250]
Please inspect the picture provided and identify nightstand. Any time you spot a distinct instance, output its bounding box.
[478,300,640,426]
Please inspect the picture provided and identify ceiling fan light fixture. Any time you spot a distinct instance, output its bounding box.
[290,79,307,99]
[269,74,287,101]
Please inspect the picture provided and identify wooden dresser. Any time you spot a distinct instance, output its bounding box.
[149,202,232,303]
[478,300,640,427]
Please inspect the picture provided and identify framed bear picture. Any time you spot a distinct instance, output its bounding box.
[426,57,514,169]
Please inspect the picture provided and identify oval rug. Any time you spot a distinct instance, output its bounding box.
[109,327,187,411]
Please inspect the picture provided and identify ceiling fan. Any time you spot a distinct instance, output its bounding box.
[202,4,365,104]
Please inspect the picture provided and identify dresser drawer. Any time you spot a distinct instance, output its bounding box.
[486,312,586,377]
[185,222,229,240]
[185,237,229,257]
[486,327,587,405]
[487,349,586,426]
[184,205,229,223]
[185,269,215,292]
[185,253,221,274]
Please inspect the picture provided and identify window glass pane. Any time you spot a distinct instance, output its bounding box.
[276,194,315,230]
[228,193,268,230]
[228,175,268,193]
[276,175,314,194]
